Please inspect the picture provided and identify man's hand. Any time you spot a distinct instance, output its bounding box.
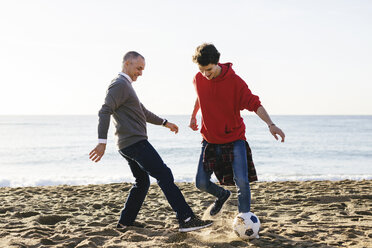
[165,122,179,134]
[269,125,285,142]
[89,143,107,162]
[189,117,199,131]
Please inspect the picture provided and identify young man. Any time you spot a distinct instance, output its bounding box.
[190,43,285,217]
[89,51,212,232]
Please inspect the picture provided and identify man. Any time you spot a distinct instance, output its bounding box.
[89,51,212,232]
[190,43,285,218]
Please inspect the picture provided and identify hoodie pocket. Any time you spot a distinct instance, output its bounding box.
[225,123,234,134]
[225,118,241,134]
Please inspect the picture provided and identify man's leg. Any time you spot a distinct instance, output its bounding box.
[120,139,213,232]
[117,153,150,226]
[120,140,194,221]
[120,140,212,232]
[232,140,251,213]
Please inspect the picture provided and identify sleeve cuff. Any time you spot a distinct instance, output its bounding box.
[253,103,262,112]
[98,139,107,144]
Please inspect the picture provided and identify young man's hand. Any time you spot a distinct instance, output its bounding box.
[89,143,106,162]
[269,125,285,142]
[189,117,199,131]
[165,122,179,134]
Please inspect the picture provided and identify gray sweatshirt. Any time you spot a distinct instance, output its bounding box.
[98,74,163,149]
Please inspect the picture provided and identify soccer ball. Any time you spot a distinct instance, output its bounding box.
[232,212,260,239]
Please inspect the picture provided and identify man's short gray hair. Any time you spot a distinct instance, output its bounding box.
[123,51,144,62]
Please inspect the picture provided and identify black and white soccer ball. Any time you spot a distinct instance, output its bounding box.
[232,212,260,239]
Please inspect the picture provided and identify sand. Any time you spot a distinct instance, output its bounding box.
[0,180,371,248]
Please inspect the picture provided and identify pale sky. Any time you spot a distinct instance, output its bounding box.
[0,0,371,115]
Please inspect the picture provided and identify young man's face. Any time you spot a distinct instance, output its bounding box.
[198,63,220,80]
[124,57,145,82]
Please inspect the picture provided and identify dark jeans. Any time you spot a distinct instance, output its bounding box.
[118,139,194,225]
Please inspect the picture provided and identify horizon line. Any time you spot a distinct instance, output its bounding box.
[1,114,372,117]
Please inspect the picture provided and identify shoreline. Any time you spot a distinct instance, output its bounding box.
[3,177,372,189]
[1,180,371,247]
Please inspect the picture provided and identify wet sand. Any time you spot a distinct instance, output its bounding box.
[0,180,371,247]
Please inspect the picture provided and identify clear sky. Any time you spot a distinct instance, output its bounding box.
[0,0,371,115]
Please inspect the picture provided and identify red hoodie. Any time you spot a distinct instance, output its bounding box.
[193,63,261,144]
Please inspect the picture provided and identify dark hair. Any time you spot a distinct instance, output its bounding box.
[123,51,144,62]
[192,43,220,66]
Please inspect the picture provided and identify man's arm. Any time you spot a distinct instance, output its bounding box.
[140,103,163,125]
[89,143,106,162]
[141,103,179,134]
[189,98,200,131]
[255,106,285,142]
[164,121,179,134]
[89,83,126,163]
[89,105,111,163]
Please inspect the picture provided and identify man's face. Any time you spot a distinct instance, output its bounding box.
[198,63,220,80]
[125,57,145,82]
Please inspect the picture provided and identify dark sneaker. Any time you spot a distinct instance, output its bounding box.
[210,190,231,216]
[179,216,213,232]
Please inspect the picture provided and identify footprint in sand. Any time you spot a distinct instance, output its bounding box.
[86,228,120,237]
[14,211,40,218]
[86,221,107,227]
[166,233,188,243]
[39,238,55,245]
[122,231,149,242]
[355,210,372,216]
[0,207,14,214]
[37,215,71,225]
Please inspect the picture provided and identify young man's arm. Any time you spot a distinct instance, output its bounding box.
[189,98,200,131]
[237,77,285,142]
[255,106,285,142]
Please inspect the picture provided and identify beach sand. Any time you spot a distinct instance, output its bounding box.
[0,180,371,248]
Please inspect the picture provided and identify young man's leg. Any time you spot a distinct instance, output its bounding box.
[195,141,230,216]
[117,153,150,227]
[232,140,251,213]
[195,141,226,198]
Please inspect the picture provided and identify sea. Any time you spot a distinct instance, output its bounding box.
[0,115,371,187]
